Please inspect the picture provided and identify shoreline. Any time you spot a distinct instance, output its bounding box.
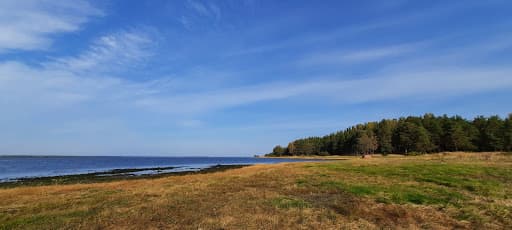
[0,164,249,189]
[260,155,356,160]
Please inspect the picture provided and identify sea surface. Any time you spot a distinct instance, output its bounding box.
[0,156,314,181]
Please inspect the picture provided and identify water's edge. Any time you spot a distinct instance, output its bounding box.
[1,156,319,178]
[0,164,249,188]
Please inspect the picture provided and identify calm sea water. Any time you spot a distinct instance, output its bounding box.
[0,156,314,181]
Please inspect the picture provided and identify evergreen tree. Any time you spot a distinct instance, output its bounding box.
[415,126,432,153]
[272,145,287,156]
[503,114,512,151]
[422,113,443,151]
[393,121,417,154]
[392,120,431,154]
[444,121,473,151]
[355,130,378,155]
[474,116,504,151]
[376,119,395,154]
[287,142,296,155]
[486,116,505,151]
[472,116,487,151]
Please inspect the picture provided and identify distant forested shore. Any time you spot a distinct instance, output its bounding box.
[266,113,512,157]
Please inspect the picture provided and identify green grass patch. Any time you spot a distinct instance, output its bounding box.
[308,179,465,206]
[295,179,307,186]
[1,213,68,230]
[318,181,377,196]
[310,162,511,198]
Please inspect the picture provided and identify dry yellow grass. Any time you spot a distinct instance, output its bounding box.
[1,152,511,229]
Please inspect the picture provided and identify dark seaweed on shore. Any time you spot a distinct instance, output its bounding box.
[0,164,249,189]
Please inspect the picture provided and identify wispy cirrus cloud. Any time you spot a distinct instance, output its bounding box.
[179,0,222,30]
[49,29,155,74]
[0,0,102,52]
[338,43,422,62]
[0,28,158,112]
[133,67,512,114]
[0,61,122,109]
[186,0,220,19]
[225,1,500,57]
[300,42,426,66]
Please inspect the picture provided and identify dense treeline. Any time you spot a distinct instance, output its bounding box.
[267,113,512,156]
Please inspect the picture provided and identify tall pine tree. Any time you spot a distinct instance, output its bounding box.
[503,114,512,151]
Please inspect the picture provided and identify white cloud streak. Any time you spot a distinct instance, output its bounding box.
[186,0,221,19]
[186,0,210,16]
[0,0,102,52]
[0,29,157,110]
[133,67,512,114]
[300,42,425,66]
[49,30,154,73]
[225,1,501,57]
[180,0,222,30]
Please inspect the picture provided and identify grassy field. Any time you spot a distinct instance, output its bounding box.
[1,152,511,229]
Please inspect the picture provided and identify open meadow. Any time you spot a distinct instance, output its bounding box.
[1,152,511,229]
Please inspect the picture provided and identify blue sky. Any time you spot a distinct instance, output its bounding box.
[0,0,511,156]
